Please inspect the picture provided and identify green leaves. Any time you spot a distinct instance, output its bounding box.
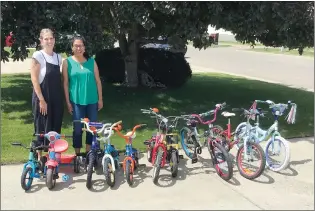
[1,1,313,62]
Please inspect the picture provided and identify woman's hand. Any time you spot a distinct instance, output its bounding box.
[98,99,103,111]
[67,102,73,114]
[39,99,47,115]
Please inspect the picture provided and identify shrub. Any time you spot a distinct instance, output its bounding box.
[95,47,192,88]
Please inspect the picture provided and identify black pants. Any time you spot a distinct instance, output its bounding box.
[32,92,64,148]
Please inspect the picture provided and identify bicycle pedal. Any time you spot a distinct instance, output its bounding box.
[53,174,59,180]
[191,157,198,164]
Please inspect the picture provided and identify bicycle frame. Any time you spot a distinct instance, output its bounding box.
[22,144,42,179]
[100,122,121,173]
[141,109,181,167]
[180,103,223,147]
[242,99,297,144]
[114,124,145,174]
[79,119,113,166]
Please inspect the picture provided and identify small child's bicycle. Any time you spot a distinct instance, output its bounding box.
[141,108,182,184]
[113,123,146,186]
[179,103,234,181]
[12,131,73,190]
[233,100,297,172]
[76,118,121,189]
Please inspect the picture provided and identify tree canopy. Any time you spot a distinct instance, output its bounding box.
[1,1,314,86]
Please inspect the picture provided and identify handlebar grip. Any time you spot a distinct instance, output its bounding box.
[11,142,22,146]
[73,120,82,123]
[89,122,104,128]
[140,124,147,127]
[114,120,122,125]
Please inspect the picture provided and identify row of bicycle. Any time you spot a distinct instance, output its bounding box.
[13,99,297,191]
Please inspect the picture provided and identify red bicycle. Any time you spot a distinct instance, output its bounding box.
[141,108,182,184]
[180,102,233,181]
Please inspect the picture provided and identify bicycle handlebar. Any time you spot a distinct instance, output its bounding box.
[254,100,297,117]
[75,118,122,135]
[182,102,226,125]
[34,133,73,139]
[232,107,267,118]
[255,100,294,107]
[11,142,49,150]
[113,124,147,141]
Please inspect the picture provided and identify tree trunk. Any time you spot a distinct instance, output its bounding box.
[118,24,140,87]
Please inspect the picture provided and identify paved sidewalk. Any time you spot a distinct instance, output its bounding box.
[1,137,314,210]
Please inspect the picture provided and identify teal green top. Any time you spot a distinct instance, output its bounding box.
[67,56,98,105]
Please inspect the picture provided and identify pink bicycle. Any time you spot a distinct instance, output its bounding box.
[179,102,233,181]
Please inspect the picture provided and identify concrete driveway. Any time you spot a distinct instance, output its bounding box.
[1,137,314,210]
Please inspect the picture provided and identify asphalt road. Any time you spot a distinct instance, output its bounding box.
[186,45,314,92]
[1,137,314,210]
[2,46,314,92]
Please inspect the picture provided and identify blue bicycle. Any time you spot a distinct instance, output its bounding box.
[76,118,121,189]
[113,123,146,186]
[12,132,72,190]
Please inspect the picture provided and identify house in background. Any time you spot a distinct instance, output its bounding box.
[207,25,237,42]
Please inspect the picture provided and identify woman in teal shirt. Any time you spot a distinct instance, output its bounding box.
[62,36,103,154]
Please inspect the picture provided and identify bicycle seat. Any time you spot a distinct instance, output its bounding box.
[125,131,136,139]
[221,111,236,118]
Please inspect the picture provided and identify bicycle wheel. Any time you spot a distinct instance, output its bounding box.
[21,166,33,191]
[170,150,178,177]
[86,153,95,189]
[152,147,163,184]
[209,141,233,181]
[125,160,134,186]
[103,157,116,187]
[180,127,196,159]
[265,136,290,172]
[46,167,56,190]
[236,141,266,180]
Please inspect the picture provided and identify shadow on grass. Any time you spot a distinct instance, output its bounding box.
[1,72,314,163]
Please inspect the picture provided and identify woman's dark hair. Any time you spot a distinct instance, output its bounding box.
[71,36,90,60]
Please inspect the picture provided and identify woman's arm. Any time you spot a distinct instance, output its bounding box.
[30,57,44,101]
[62,59,70,105]
[93,60,103,104]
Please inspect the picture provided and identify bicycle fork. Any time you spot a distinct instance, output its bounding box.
[191,127,202,164]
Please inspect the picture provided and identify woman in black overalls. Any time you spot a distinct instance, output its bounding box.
[30,29,64,169]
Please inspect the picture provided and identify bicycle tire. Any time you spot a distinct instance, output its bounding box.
[236,142,266,180]
[103,157,115,187]
[211,142,233,181]
[180,127,194,159]
[153,147,163,184]
[46,167,56,190]
[265,136,290,172]
[170,150,178,177]
[86,153,95,189]
[126,160,134,186]
[21,166,33,191]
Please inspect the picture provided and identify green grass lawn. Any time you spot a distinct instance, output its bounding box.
[247,47,314,58]
[1,72,314,164]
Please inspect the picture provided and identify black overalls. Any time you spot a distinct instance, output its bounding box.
[32,52,64,146]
